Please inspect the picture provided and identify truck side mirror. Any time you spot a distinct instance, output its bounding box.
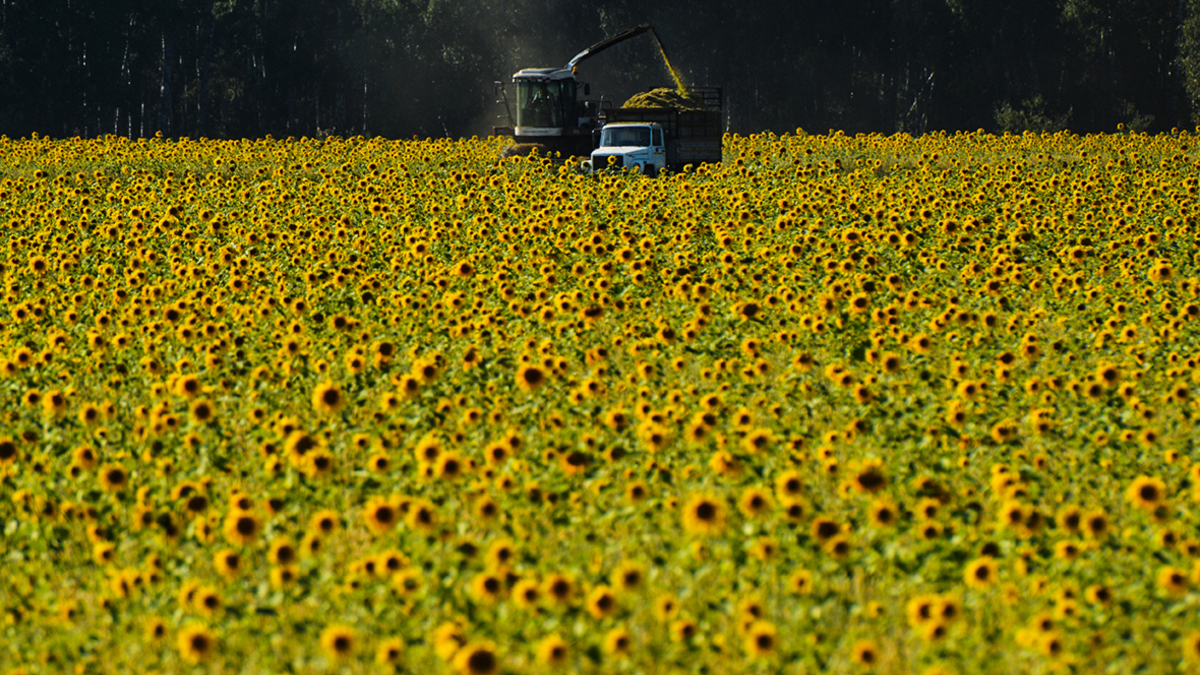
[583,84,590,96]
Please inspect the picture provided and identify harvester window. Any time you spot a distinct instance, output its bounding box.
[516,80,574,129]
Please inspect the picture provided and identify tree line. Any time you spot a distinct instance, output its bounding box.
[2,0,1200,139]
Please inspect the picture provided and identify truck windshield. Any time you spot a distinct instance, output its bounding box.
[515,80,575,129]
[602,127,651,147]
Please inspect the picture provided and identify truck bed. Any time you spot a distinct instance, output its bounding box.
[603,108,722,139]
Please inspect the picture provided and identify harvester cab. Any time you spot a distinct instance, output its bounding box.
[495,24,664,159]
[511,69,584,135]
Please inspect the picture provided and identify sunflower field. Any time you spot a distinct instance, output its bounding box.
[2,128,1200,675]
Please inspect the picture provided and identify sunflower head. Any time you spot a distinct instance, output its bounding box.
[681,493,726,536]
[311,381,345,415]
[319,624,358,661]
[176,623,217,664]
[1126,475,1167,510]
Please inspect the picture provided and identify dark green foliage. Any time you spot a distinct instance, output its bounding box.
[0,0,1194,137]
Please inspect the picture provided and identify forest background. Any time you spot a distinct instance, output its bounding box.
[4,0,1200,140]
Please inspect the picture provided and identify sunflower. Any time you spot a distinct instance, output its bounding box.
[597,626,631,656]
[735,301,762,321]
[775,469,804,500]
[738,487,774,518]
[586,585,617,619]
[743,620,777,659]
[906,594,938,626]
[737,596,766,623]
[270,565,298,588]
[471,571,506,603]
[284,431,321,466]
[435,452,465,480]
[681,494,726,536]
[193,586,222,617]
[483,539,515,570]
[1126,475,1167,510]
[740,428,772,454]
[625,481,649,503]
[921,621,949,643]
[542,574,575,606]
[92,541,115,565]
[1083,510,1109,539]
[851,459,887,493]
[393,569,423,596]
[42,390,67,418]
[176,623,217,664]
[535,634,569,668]
[867,497,899,528]
[936,596,962,623]
[638,422,670,453]
[670,618,698,642]
[787,568,814,594]
[1157,566,1189,597]
[143,616,168,642]
[610,560,645,595]
[0,437,20,465]
[1055,504,1083,534]
[998,500,1026,529]
[912,497,940,521]
[1053,540,1081,561]
[319,624,357,661]
[412,357,440,383]
[376,637,406,666]
[222,510,261,546]
[396,374,422,399]
[452,640,499,675]
[413,434,442,464]
[709,450,742,477]
[963,556,998,588]
[266,539,297,566]
[406,499,437,532]
[515,364,547,392]
[303,450,335,478]
[482,442,509,466]
[850,639,880,669]
[824,535,852,559]
[189,398,215,424]
[310,509,340,535]
[1183,631,1200,663]
[98,464,128,491]
[213,549,241,578]
[311,381,345,415]
[653,594,680,622]
[1038,631,1065,658]
[602,409,629,431]
[909,333,932,354]
[174,374,202,398]
[1085,584,1113,607]
[811,517,841,542]
[510,578,540,610]
[474,495,500,520]
[363,496,400,535]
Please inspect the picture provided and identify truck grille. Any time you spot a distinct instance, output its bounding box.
[595,155,623,169]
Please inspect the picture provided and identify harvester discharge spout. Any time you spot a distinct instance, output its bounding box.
[566,23,654,71]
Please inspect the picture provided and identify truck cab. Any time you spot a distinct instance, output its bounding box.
[587,123,666,176]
